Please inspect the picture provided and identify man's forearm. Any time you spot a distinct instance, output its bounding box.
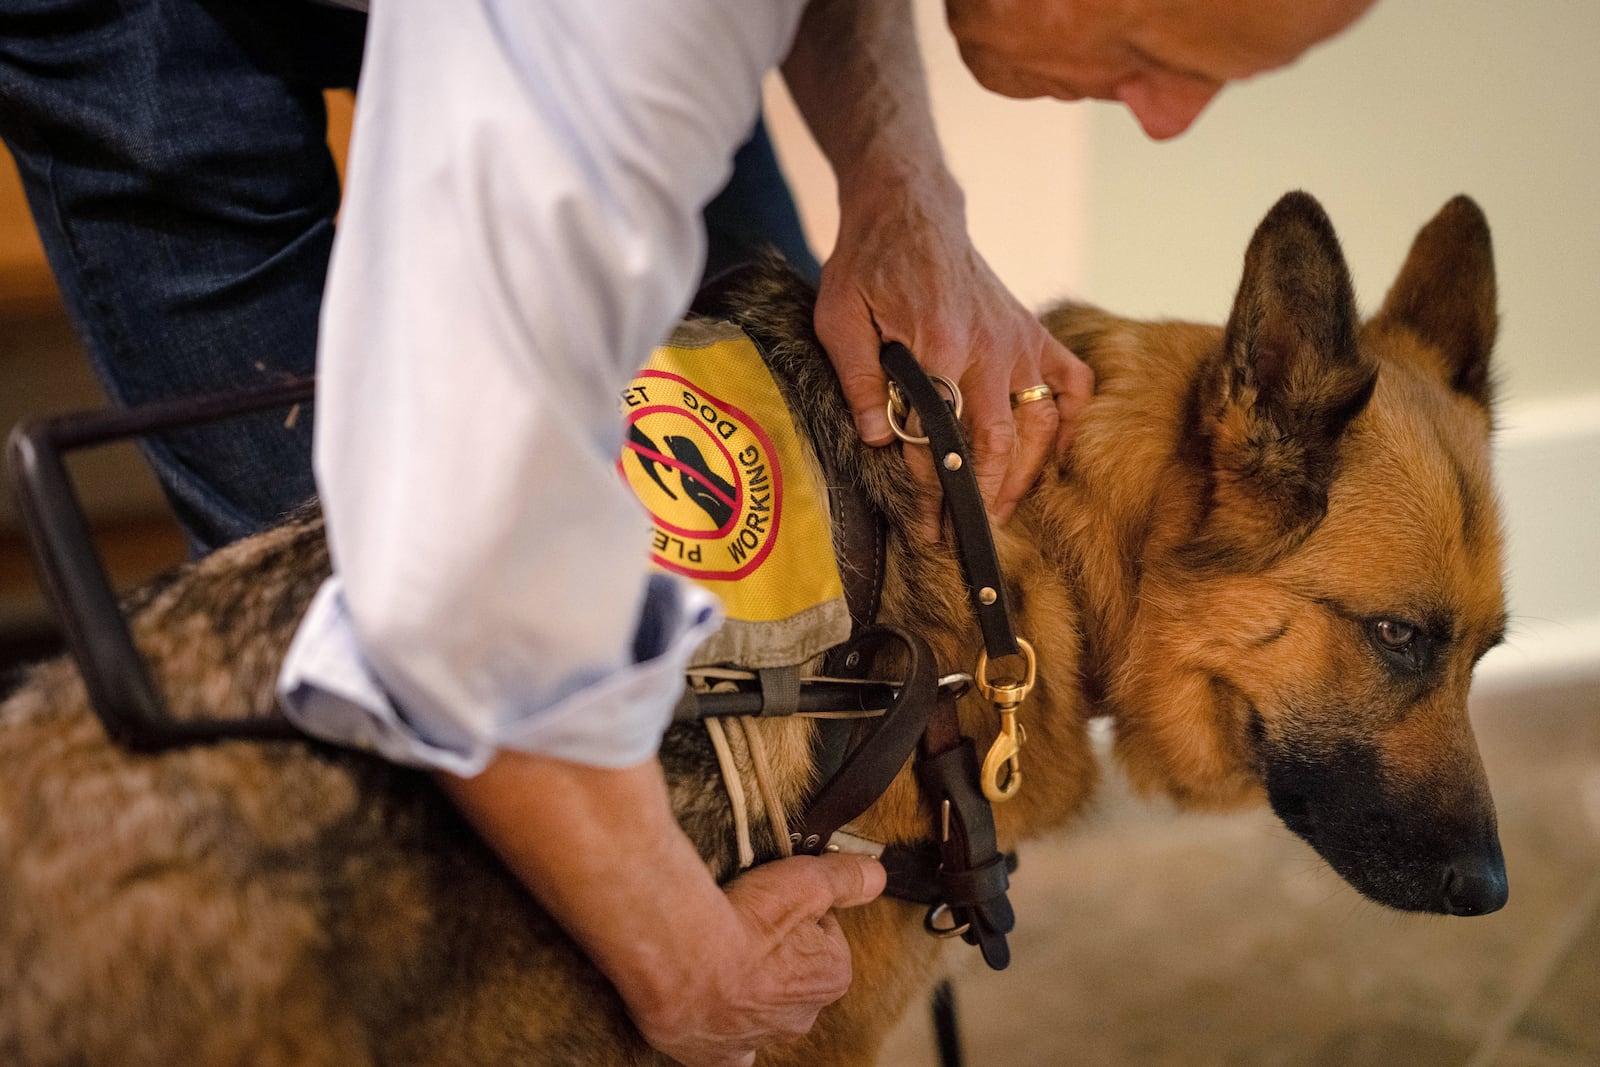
[437,751,884,1065]
[777,0,1093,532]
[436,753,732,1023]
[782,0,959,207]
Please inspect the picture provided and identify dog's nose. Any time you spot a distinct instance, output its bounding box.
[1440,852,1509,915]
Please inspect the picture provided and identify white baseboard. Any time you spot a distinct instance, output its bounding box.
[1477,616,1600,693]
[1475,393,1600,692]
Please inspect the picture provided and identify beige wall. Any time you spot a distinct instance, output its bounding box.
[771,0,1600,407]
[1081,0,1600,408]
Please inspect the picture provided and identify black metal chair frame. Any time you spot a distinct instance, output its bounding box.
[5,378,315,750]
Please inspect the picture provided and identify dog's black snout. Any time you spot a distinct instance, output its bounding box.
[1440,852,1509,916]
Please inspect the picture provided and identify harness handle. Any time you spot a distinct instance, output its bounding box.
[6,380,315,750]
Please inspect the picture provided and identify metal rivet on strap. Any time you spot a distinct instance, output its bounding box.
[979,586,997,605]
[804,834,821,850]
[943,452,963,471]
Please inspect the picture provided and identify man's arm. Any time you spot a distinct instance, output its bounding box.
[439,754,884,1066]
[285,0,883,1060]
[782,0,1094,533]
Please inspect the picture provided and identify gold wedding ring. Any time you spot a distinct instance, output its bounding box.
[1009,384,1054,408]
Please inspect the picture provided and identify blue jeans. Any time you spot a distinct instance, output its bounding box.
[0,0,817,554]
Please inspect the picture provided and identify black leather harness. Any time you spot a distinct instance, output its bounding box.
[669,335,1025,972]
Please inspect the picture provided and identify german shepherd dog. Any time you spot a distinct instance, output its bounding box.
[0,192,1508,1065]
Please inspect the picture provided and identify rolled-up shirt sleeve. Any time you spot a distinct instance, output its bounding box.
[276,0,805,773]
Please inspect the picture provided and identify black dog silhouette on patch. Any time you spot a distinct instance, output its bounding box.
[664,435,735,527]
[627,424,735,528]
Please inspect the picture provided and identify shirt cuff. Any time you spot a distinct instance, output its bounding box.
[276,573,722,776]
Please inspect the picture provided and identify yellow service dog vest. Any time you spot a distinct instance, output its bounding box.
[618,319,851,668]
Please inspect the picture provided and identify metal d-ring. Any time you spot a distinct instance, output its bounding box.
[887,375,963,446]
[924,902,972,940]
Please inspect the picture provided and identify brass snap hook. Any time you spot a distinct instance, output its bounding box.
[975,638,1035,803]
[980,715,1026,803]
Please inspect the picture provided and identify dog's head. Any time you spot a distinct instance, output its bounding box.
[1110,192,1508,915]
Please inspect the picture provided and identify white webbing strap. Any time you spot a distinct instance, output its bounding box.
[705,714,796,871]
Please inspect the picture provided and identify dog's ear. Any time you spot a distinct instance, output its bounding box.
[1368,195,1498,408]
[1192,192,1378,565]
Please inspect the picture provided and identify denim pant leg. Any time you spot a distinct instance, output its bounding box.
[0,0,365,554]
[3,0,811,555]
[702,120,821,286]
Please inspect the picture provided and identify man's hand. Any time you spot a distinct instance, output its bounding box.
[439,753,884,1067]
[783,0,1093,537]
[632,854,885,1066]
[816,168,1092,535]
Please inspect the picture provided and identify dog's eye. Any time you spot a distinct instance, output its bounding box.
[1374,619,1415,649]
[1369,617,1430,673]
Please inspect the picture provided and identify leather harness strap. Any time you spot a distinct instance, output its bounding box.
[689,274,1020,971]
[827,479,886,636]
[915,706,1015,969]
[879,341,1020,659]
[810,487,881,791]
[877,345,1019,968]
[808,342,1019,969]
[788,627,937,854]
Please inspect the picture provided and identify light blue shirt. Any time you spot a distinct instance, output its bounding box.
[277,0,806,774]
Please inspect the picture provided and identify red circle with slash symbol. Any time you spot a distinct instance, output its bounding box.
[618,370,784,582]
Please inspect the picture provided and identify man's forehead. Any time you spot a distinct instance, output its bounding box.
[1129,0,1378,81]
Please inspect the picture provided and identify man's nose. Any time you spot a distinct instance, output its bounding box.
[1114,70,1223,140]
